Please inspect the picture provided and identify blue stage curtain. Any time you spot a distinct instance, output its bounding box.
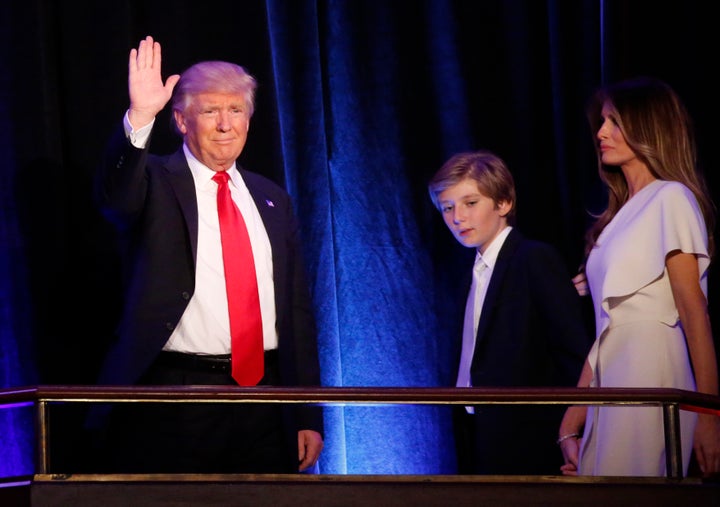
[1,0,718,478]
[0,1,38,476]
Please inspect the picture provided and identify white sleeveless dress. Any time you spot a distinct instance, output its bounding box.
[578,179,709,476]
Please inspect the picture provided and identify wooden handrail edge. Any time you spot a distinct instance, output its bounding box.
[0,385,718,414]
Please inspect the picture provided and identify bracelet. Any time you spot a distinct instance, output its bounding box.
[556,433,580,445]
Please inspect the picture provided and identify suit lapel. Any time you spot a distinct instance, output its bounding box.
[240,170,284,255]
[474,229,522,344]
[239,170,289,310]
[164,149,199,262]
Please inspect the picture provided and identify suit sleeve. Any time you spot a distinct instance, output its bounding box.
[94,123,151,226]
[528,243,593,385]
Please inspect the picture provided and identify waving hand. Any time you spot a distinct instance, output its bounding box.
[127,35,180,130]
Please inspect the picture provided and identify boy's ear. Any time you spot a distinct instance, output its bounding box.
[497,200,513,217]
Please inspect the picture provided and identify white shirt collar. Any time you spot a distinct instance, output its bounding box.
[183,143,241,188]
[476,226,512,269]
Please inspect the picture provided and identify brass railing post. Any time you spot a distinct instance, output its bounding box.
[35,399,49,474]
[662,402,682,479]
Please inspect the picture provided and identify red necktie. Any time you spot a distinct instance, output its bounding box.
[213,171,264,386]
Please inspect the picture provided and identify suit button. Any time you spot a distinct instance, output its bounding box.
[165,322,175,331]
[181,291,190,300]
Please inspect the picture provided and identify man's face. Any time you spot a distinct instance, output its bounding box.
[173,92,250,171]
[437,177,510,254]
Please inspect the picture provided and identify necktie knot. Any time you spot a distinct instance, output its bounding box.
[213,171,230,186]
[473,255,487,277]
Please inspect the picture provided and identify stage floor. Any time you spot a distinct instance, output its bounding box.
[2,473,719,507]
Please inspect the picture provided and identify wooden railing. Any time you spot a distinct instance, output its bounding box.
[2,385,719,479]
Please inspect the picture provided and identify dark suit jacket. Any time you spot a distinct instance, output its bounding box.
[462,228,592,474]
[92,125,323,435]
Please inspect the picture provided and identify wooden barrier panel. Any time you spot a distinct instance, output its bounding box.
[19,473,720,507]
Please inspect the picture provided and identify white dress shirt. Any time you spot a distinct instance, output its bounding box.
[456,226,513,408]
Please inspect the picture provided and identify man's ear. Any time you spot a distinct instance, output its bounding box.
[173,110,187,134]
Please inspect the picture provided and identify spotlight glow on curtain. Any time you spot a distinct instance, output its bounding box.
[0,6,38,475]
[267,0,456,474]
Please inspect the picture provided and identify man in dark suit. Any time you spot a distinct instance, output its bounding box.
[428,151,592,475]
[91,35,323,474]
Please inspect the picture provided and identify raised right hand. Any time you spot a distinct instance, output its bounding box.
[127,35,181,130]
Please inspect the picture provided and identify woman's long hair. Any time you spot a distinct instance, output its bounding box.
[584,77,715,259]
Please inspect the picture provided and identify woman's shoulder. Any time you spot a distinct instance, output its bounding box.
[652,179,695,200]
[638,180,699,216]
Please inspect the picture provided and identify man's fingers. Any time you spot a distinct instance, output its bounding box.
[131,36,156,71]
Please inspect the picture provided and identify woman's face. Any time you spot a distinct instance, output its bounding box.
[596,101,638,168]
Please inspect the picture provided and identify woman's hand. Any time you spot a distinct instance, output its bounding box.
[572,272,589,297]
[558,435,581,476]
[693,413,720,477]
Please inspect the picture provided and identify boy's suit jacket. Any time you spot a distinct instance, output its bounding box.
[464,227,592,474]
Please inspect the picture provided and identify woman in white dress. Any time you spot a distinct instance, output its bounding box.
[557,77,720,477]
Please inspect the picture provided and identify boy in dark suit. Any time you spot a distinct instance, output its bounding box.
[428,150,592,475]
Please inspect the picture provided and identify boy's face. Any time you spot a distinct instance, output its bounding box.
[437,178,511,254]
